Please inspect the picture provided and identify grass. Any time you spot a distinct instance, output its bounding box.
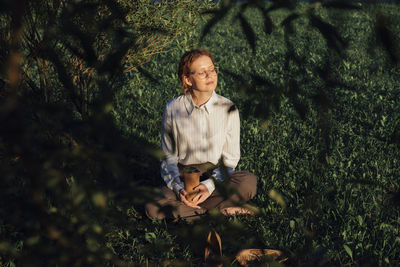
[107,2,400,266]
[105,1,400,266]
[1,1,399,266]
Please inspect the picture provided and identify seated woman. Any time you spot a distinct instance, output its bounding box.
[145,49,257,221]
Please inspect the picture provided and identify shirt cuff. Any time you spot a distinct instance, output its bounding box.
[213,167,235,181]
[200,178,215,195]
[171,179,184,196]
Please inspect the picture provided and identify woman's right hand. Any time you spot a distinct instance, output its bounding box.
[179,189,201,209]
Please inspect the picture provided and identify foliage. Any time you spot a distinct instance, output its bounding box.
[1,0,400,266]
[0,0,204,266]
[0,0,203,118]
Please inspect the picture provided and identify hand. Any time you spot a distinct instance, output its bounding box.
[179,189,202,209]
[191,184,211,205]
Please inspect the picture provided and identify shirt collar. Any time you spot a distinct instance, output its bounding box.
[184,91,217,115]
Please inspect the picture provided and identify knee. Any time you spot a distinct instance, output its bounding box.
[231,171,257,200]
[244,172,257,199]
[145,202,165,220]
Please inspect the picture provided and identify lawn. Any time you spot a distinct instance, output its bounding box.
[110,2,400,266]
[1,1,400,266]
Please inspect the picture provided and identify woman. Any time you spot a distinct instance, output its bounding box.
[145,49,257,221]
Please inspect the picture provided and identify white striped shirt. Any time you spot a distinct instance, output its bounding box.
[161,91,240,195]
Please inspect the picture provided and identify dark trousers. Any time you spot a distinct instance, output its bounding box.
[145,171,257,221]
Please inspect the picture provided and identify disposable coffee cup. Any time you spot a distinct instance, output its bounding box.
[183,169,200,202]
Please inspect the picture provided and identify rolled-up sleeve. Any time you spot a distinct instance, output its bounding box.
[200,167,235,194]
[160,104,183,195]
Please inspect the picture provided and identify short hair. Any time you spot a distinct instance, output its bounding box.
[177,49,215,94]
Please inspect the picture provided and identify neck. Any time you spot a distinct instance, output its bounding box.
[191,90,213,107]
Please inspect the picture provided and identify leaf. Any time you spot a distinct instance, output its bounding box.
[204,230,222,264]
[375,12,399,64]
[103,0,128,20]
[343,244,353,260]
[322,1,361,10]
[200,6,230,42]
[201,9,217,16]
[281,13,300,34]
[268,189,286,208]
[286,81,308,120]
[263,12,273,34]
[59,11,97,64]
[238,13,256,52]
[98,40,133,74]
[389,121,400,148]
[309,14,347,55]
[267,0,296,12]
[92,192,107,208]
[137,66,159,84]
[223,69,247,84]
[228,104,237,113]
[251,73,273,87]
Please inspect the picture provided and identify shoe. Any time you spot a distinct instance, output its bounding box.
[220,206,255,216]
[236,249,288,265]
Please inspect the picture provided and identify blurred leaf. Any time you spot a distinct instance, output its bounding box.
[389,190,400,207]
[322,1,361,10]
[286,81,308,120]
[0,79,5,90]
[267,0,297,12]
[268,189,286,208]
[263,12,274,35]
[228,104,237,113]
[200,6,231,42]
[309,13,347,55]
[92,192,107,208]
[137,66,159,84]
[251,73,274,87]
[281,13,300,34]
[375,12,399,64]
[98,40,133,74]
[238,13,256,52]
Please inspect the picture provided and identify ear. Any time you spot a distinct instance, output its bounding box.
[183,75,192,87]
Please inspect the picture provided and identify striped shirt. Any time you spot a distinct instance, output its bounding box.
[161,91,240,195]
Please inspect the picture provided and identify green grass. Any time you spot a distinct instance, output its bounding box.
[2,1,399,266]
[109,2,400,266]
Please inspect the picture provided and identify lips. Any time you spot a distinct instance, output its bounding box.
[206,81,214,85]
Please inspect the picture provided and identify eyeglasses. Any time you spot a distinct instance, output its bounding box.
[190,67,219,79]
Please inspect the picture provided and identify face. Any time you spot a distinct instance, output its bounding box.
[184,55,218,94]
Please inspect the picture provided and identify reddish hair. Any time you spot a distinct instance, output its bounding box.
[178,49,215,94]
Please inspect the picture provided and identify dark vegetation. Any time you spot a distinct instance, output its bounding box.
[0,0,400,266]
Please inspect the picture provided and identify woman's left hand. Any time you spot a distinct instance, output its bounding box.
[192,184,211,205]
